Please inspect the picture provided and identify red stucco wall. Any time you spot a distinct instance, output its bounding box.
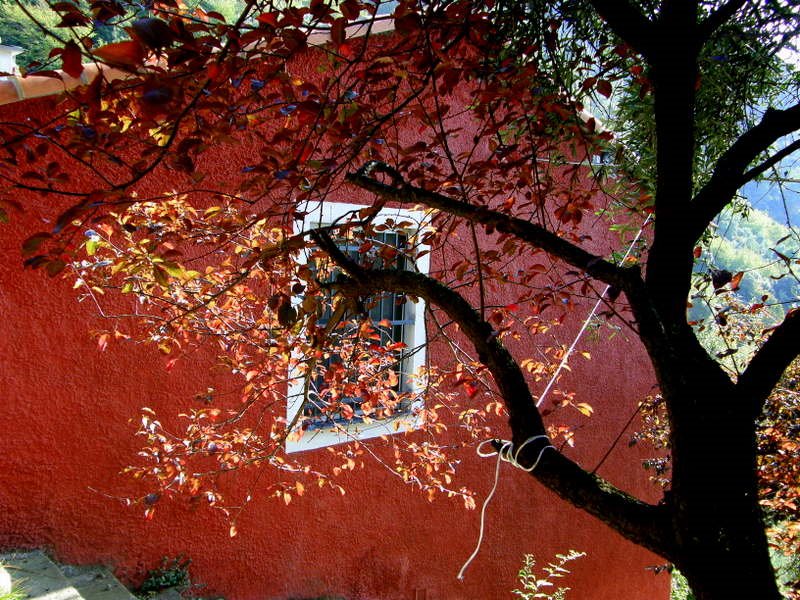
[0,46,669,599]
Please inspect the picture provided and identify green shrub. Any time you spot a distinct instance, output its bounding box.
[136,557,192,596]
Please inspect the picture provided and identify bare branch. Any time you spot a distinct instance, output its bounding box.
[738,308,800,418]
[690,102,800,242]
[587,0,655,58]
[741,138,800,184]
[331,267,674,559]
[346,162,634,292]
[698,0,749,43]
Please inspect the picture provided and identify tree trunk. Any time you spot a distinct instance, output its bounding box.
[667,375,781,600]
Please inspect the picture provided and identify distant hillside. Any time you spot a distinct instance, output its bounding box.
[712,206,799,306]
[743,177,800,226]
[0,0,247,71]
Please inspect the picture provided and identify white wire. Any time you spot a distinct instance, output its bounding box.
[536,215,652,408]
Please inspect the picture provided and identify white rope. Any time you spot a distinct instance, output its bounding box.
[458,216,652,580]
[536,214,652,408]
[457,435,554,580]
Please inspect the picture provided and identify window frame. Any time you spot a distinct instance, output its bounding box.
[285,201,430,453]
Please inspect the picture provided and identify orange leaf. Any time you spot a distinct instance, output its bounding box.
[97,333,110,352]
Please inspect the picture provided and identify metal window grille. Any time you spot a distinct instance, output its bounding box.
[303,230,414,427]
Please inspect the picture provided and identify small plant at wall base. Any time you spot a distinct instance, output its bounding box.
[512,550,585,600]
[135,557,192,598]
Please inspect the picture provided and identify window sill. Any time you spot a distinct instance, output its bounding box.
[285,411,422,453]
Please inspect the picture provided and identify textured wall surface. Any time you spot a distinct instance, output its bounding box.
[0,48,668,600]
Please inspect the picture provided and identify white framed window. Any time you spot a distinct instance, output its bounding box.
[286,201,430,453]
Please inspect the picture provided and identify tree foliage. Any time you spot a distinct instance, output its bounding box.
[3,1,800,599]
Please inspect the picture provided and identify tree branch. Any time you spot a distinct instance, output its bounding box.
[690,103,800,242]
[698,0,749,43]
[587,0,655,59]
[738,308,800,419]
[345,162,633,292]
[326,264,674,559]
[741,138,800,184]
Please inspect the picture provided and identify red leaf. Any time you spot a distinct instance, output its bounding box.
[61,41,84,78]
[131,17,174,50]
[93,41,145,68]
[340,403,354,420]
[331,17,346,46]
[339,0,361,20]
[597,79,612,98]
[257,12,279,26]
[337,41,355,60]
[711,268,732,290]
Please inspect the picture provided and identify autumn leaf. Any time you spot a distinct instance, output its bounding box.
[596,79,612,98]
[97,333,110,352]
[61,41,84,78]
[130,18,174,50]
[711,268,733,290]
[730,271,744,291]
[92,41,145,68]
